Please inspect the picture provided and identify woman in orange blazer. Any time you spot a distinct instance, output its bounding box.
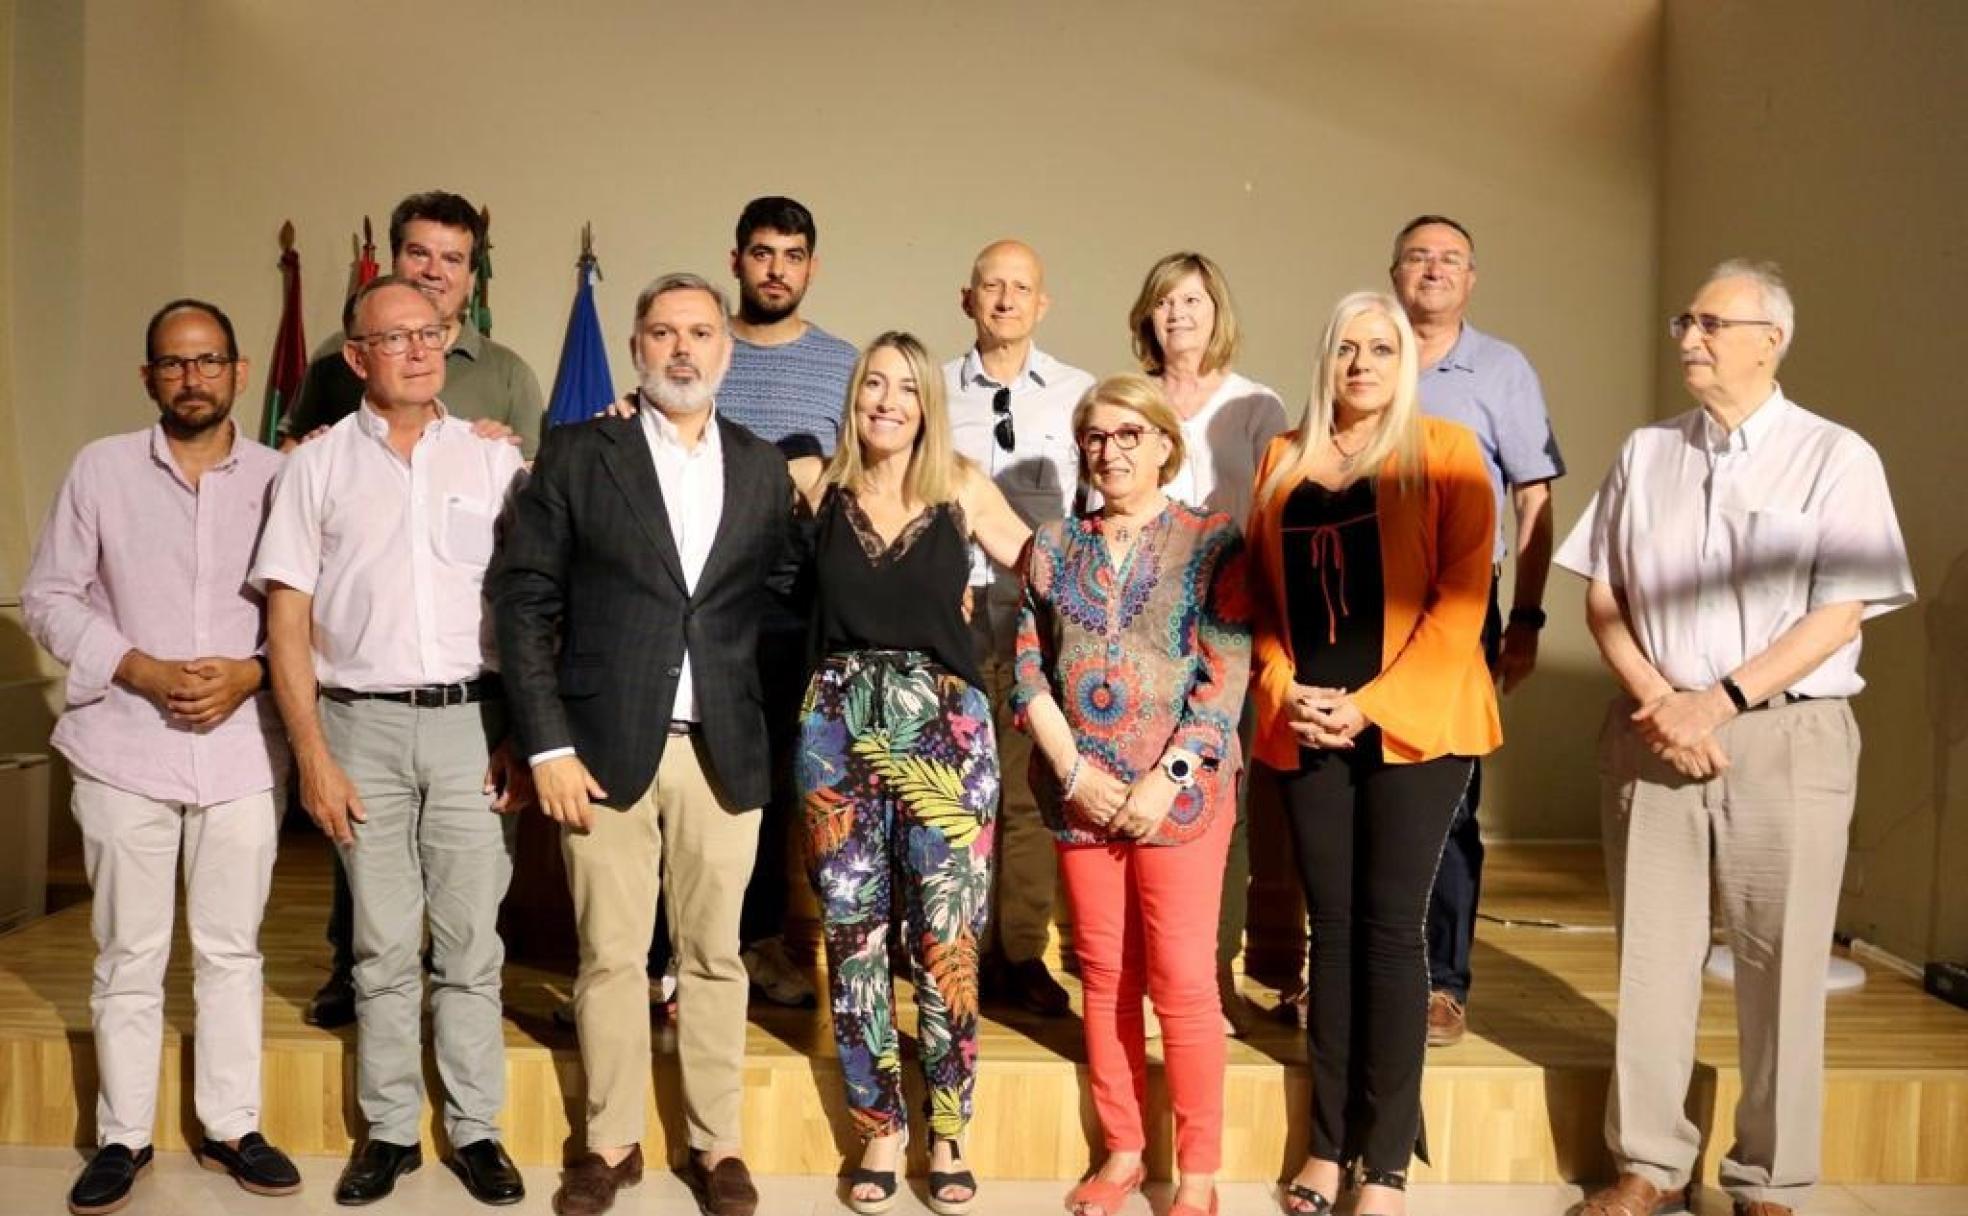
[1250,292,1499,1216]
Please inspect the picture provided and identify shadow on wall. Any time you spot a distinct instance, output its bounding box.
[1923,549,1968,963]
[1485,660,1612,841]
[0,612,66,885]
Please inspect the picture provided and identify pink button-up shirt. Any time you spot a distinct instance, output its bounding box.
[250,402,523,691]
[22,424,287,805]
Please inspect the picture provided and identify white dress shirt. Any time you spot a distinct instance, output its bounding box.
[640,401,725,722]
[251,402,524,691]
[1555,387,1914,696]
[944,344,1095,654]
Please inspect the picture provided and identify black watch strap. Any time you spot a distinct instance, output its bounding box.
[254,653,272,691]
[1508,606,1547,630]
[1720,674,1750,712]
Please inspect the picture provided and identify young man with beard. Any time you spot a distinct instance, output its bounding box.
[720,196,855,1009]
[25,299,303,1213]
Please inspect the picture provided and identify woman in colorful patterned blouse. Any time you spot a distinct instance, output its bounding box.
[1248,293,1498,1216]
[1012,374,1251,1216]
[789,332,1029,1216]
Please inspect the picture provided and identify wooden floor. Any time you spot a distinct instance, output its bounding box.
[1,838,1964,1184]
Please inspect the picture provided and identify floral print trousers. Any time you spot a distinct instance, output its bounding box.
[797,649,998,1141]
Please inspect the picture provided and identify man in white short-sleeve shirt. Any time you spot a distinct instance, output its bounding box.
[943,239,1095,1016]
[255,276,528,1208]
[1557,260,1913,1216]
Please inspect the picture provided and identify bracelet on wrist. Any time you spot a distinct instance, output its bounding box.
[1060,756,1083,801]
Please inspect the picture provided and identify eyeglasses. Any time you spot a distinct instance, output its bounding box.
[1669,312,1775,340]
[1077,425,1150,453]
[991,386,1015,452]
[1397,250,1469,272]
[147,353,235,380]
[352,325,449,357]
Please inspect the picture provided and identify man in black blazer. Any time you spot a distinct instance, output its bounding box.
[490,272,792,1216]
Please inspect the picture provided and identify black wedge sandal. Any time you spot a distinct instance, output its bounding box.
[1282,1179,1337,1213]
[847,1129,907,1215]
[1356,1165,1408,1216]
[926,1136,976,1216]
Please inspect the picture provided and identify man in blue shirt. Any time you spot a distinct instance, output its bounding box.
[720,196,857,1007]
[1392,214,1565,1046]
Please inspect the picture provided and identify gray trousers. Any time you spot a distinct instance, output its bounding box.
[1599,696,1859,1211]
[322,696,516,1147]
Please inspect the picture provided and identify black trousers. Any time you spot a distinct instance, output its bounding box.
[738,624,810,946]
[1425,574,1502,1001]
[1278,743,1472,1173]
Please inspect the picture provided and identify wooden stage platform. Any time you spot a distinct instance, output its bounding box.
[1,837,1963,1185]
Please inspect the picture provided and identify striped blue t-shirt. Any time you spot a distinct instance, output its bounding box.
[718,324,858,460]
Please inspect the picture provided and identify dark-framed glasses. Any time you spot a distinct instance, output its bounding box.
[354,324,448,357]
[1077,424,1149,453]
[991,386,1016,452]
[147,353,235,380]
[1669,312,1775,341]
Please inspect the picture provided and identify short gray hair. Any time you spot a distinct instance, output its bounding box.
[632,272,731,331]
[1705,258,1795,359]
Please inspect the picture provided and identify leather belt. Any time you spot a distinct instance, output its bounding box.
[322,676,500,708]
[1745,690,1819,712]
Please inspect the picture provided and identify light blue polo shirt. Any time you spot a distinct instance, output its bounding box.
[1416,322,1565,559]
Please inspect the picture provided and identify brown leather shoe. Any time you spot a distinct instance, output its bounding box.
[1578,1173,1693,1216]
[1732,1203,1794,1216]
[1426,990,1467,1046]
[552,1145,642,1216]
[683,1153,759,1216]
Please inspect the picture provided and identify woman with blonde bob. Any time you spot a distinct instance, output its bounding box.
[1128,252,1289,1035]
[789,331,1027,1215]
[1013,374,1251,1216]
[1248,294,1499,1216]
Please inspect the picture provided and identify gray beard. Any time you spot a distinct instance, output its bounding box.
[639,370,716,415]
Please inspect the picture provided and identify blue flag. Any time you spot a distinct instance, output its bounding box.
[546,260,615,427]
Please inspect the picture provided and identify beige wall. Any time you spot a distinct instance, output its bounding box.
[2,1,1665,845]
[1659,0,1967,962]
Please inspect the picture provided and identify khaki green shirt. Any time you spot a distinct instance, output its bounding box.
[283,321,544,457]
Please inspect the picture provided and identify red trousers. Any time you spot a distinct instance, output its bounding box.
[1057,807,1231,1172]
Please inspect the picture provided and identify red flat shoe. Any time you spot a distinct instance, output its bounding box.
[1064,1163,1145,1215]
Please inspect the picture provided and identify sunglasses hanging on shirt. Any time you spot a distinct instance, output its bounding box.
[992,386,1016,452]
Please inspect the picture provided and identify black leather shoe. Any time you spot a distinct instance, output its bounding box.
[449,1138,525,1206]
[307,969,357,1029]
[67,1144,152,1215]
[198,1131,302,1195]
[335,1140,422,1206]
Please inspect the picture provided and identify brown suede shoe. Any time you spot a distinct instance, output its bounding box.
[1578,1174,1693,1216]
[552,1145,643,1216]
[1733,1203,1794,1216]
[683,1153,759,1216]
[1426,990,1467,1046]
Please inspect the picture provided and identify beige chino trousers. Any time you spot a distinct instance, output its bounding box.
[563,733,761,1154]
[1599,696,1859,1211]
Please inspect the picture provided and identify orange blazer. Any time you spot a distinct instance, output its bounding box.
[1247,416,1502,769]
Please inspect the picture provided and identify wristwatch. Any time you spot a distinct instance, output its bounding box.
[1160,753,1197,789]
[1508,606,1547,630]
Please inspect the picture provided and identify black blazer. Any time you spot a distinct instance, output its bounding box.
[490,412,797,810]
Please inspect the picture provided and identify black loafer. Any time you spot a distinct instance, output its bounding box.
[198,1131,302,1196]
[335,1140,422,1206]
[449,1138,525,1206]
[307,969,358,1029]
[67,1144,152,1216]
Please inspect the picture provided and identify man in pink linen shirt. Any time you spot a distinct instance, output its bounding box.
[23,298,302,1214]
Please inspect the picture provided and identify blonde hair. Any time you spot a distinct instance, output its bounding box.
[1071,373,1187,488]
[823,331,964,505]
[1128,251,1242,377]
[1255,291,1425,512]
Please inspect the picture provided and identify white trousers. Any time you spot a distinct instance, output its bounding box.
[72,772,281,1148]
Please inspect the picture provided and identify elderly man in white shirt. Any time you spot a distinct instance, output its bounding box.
[1556,260,1914,1216]
[256,276,529,1208]
[944,238,1095,1016]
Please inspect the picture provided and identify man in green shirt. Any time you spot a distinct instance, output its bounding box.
[279,190,544,457]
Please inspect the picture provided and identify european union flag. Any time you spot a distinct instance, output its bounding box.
[547,242,615,428]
